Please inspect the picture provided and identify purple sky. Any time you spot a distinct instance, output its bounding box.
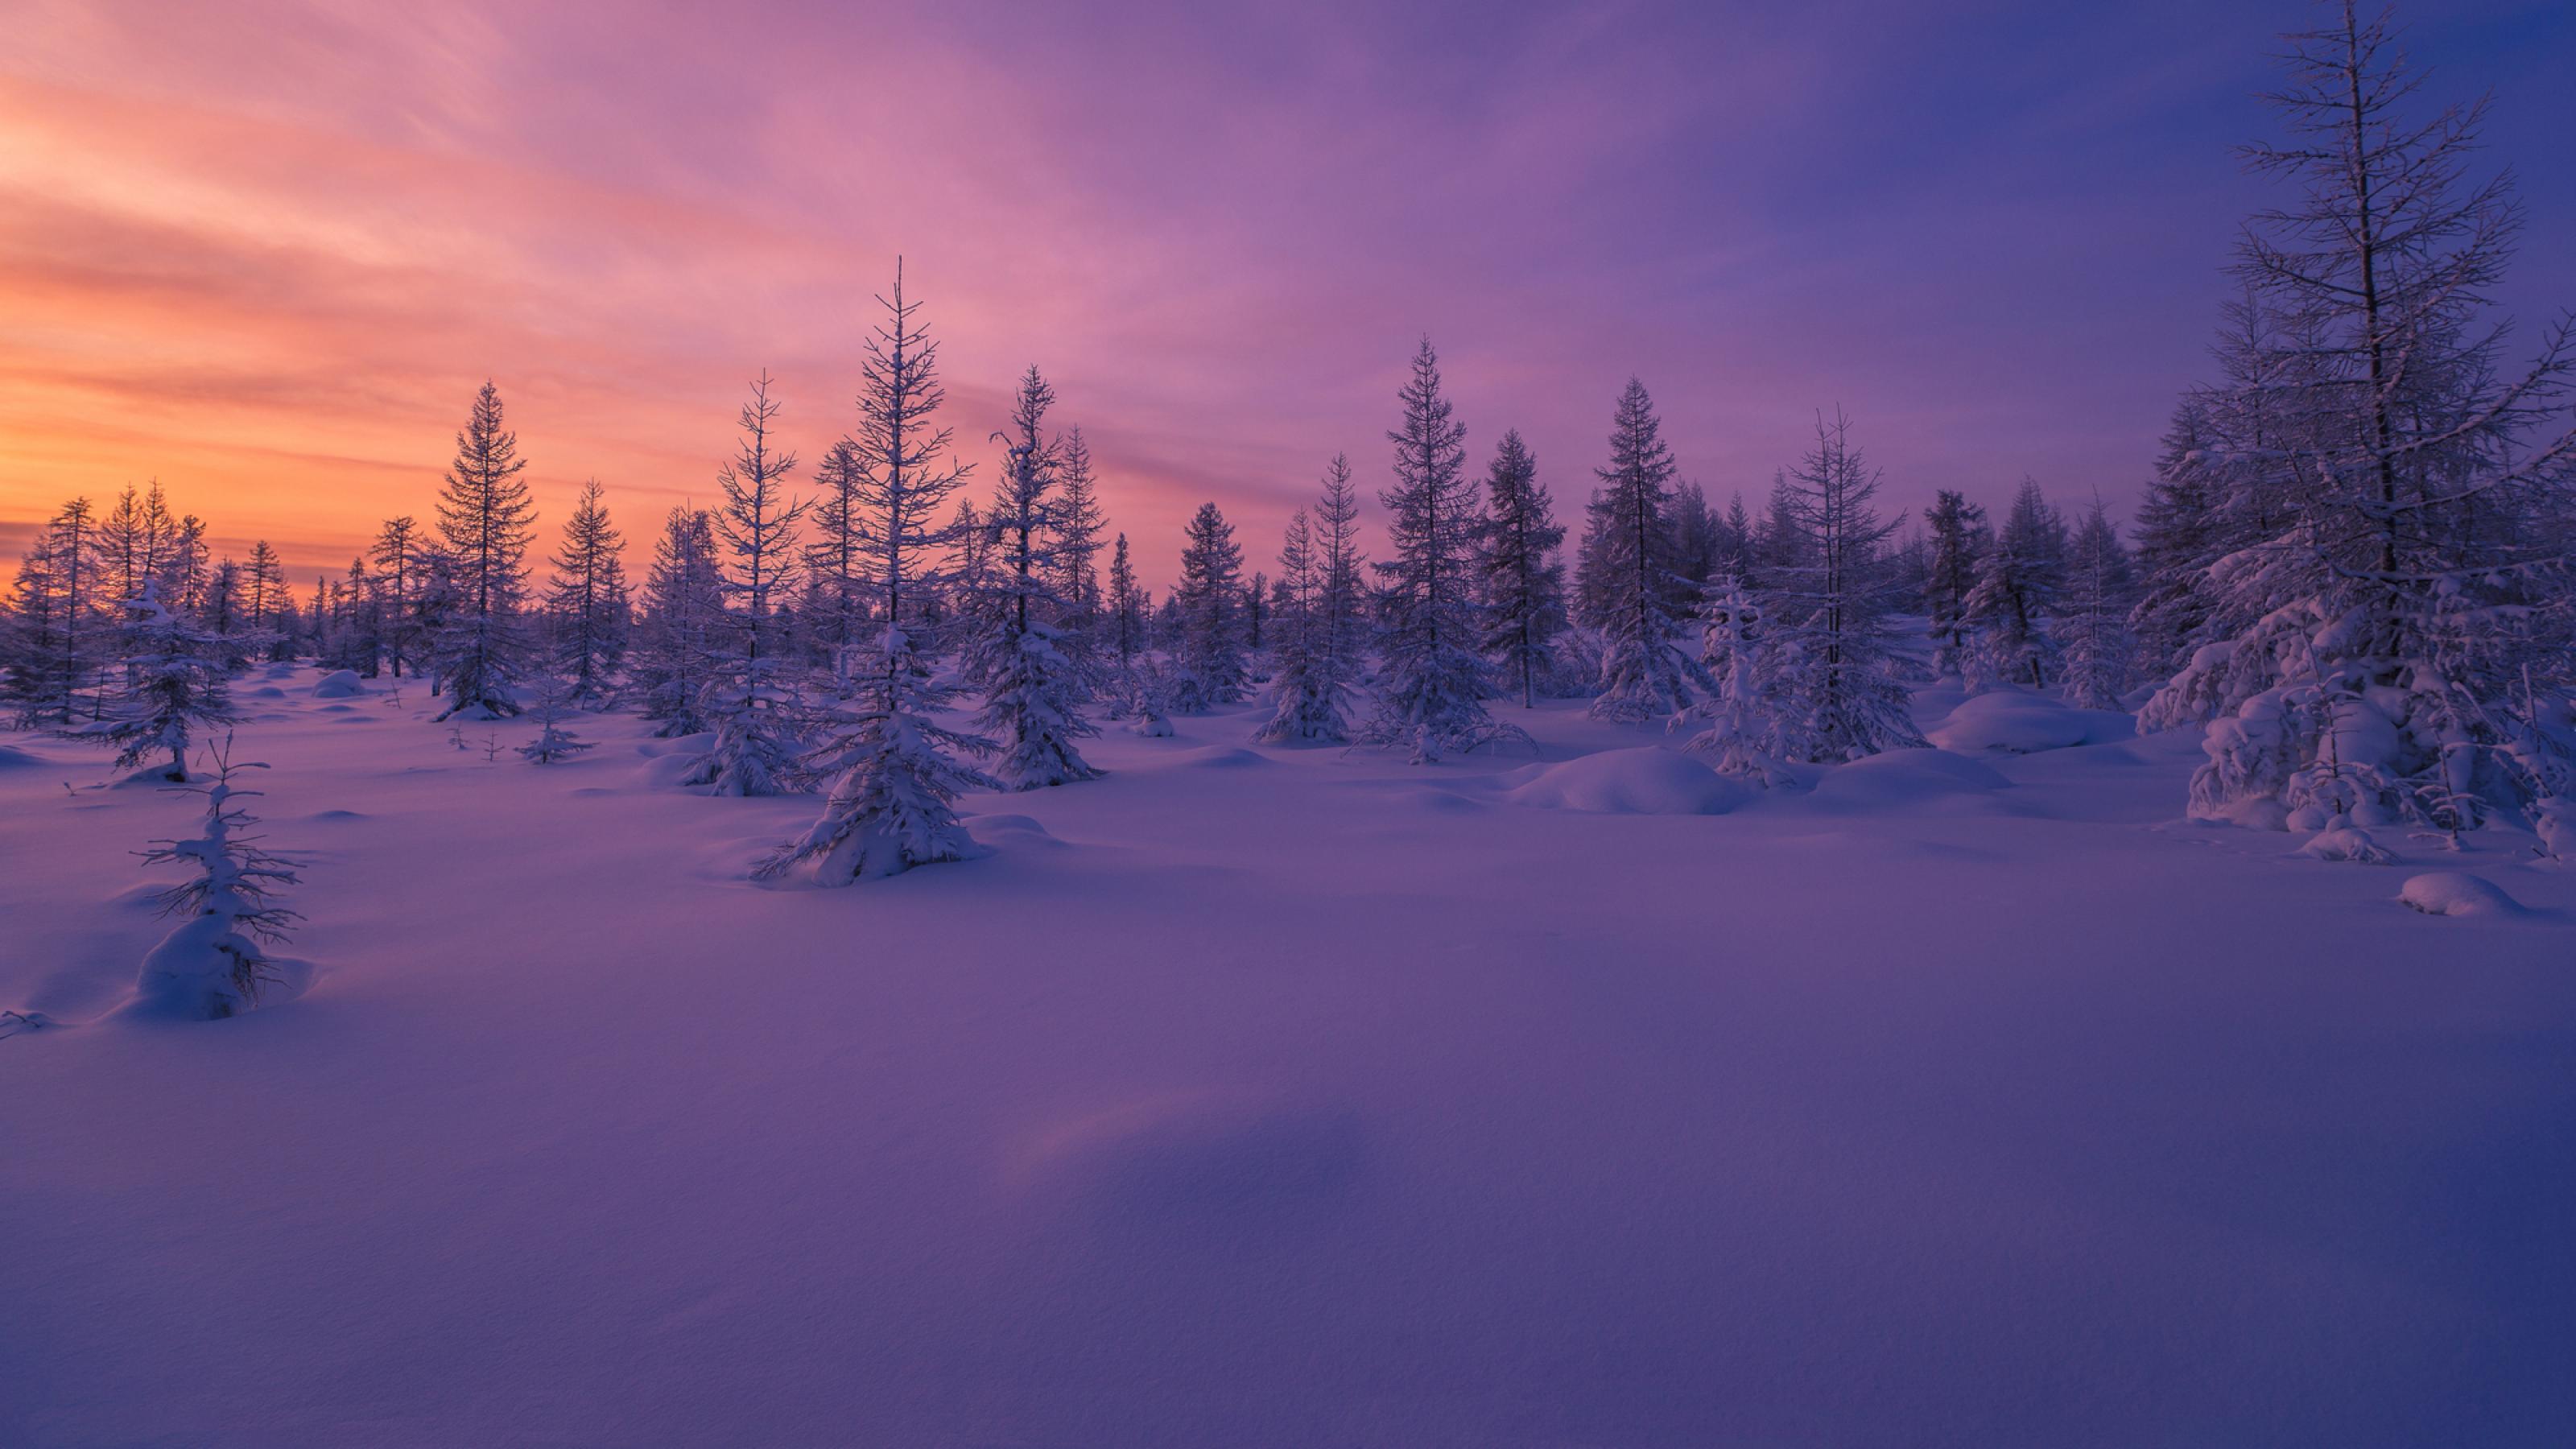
[6,0,2574,584]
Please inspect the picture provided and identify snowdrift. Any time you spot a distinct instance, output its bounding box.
[1503,747,1750,815]
[1808,748,2011,808]
[2398,872,2525,918]
[311,670,365,698]
[1926,688,2134,754]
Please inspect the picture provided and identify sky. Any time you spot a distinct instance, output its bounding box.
[5,0,2574,590]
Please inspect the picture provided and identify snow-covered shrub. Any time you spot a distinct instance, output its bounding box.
[130,741,303,1020]
[87,578,234,783]
[1668,577,1793,786]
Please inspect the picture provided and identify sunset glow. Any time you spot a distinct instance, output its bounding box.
[13,1,2567,584]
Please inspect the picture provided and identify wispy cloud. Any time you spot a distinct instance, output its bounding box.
[4,0,2571,584]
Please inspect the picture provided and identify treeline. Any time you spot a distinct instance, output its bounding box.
[7,0,2575,892]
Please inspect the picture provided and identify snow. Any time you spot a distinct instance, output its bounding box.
[1926,686,2134,754]
[6,672,2575,1446]
[309,669,365,698]
[2399,870,2527,918]
[1502,745,1749,815]
[1806,744,2013,809]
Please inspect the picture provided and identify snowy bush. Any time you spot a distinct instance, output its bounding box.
[129,741,304,1020]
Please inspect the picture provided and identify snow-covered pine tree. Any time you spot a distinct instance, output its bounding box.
[803,436,873,683]
[1587,378,1702,721]
[1312,452,1369,702]
[1362,339,1513,762]
[518,674,593,764]
[327,556,382,676]
[1756,469,1809,584]
[1171,501,1248,712]
[1768,408,1927,761]
[3,497,105,724]
[1667,482,1720,597]
[157,512,210,625]
[966,365,1100,789]
[407,548,461,697]
[688,374,811,796]
[631,506,726,737]
[1670,574,1794,786]
[1962,477,2066,690]
[98,483,177,614]
[2145,2,2576,850]
[1256,506,1344,743]
[1477,427,1567,708]
[431,382,537,719]
[762,261,996,884]
[369,516,423,679]
[2124,399,2229,686]
[2059,498,2136,711]
[89,577,236,782]
[241,539,285,661]
[1245,571,1269,656]
[1106,531,1144,683]
[1921,489,1988,679]
[130,739,302,1020]
[545,479,630,706]
[1718,492,1757,587]
[1051,425,1109,679]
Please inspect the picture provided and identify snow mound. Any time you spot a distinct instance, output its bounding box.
[1407,788,1488,814]
[0,745,38,770]
[1033,1095,1368,1240]
[635,733,712,758]
[1180,746,1265,769]
[971,813,1063,847]
[1809,749,2009,808]
[2399,872,2524,918]
[1504,748,1749,815]
[1926,689,2133,754]
[644,749,714,789]
[2301,826,2395,865]
[312,670,365,698]
[248,686,287,700]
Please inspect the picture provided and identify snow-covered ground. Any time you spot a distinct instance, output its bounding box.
[6,667,2574,1447]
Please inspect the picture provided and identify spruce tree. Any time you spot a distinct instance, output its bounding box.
[1587,378,1698,720]
[966,365,1100,789]
[1256,506,1352,744]
[763,262,994,884]
[1171,502,1248,710]
[1052,425,1109,681]
[1363,338,1508,761]
[1768,409,1926,761]
[1313,452,1369,704]
[689,374,811,795]
[2147,2,2576,846]
[1477,428,1567,708]
[369,516,423,678]
[4,498,105,723]
[130,740,301,1020]
[2061,499,2136,711]
[1107,532,1144,679]
[1671,576,1793,786]
[1963,478,2066,690]
[632,506,726,737]
[431,381,537,719]
[89,577,235,782]
[242,540,287,663]
[803,436,874,682]
[545,480,630,706]
[1921,489,1988,679]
